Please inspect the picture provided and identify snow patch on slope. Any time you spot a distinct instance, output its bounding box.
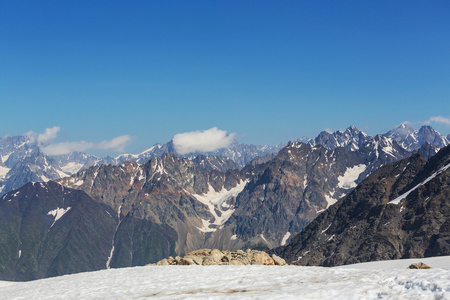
[337,164,367,189]
[389,162,450,205]
[193,180,248,233]
[0,165,10,179]
[381,142,396,158]
[281,232,291,246]
[47,207,71,227]
[1,154,11,164]
[324,194,337,209]
[60,162,84,175]
[73,179,84,187]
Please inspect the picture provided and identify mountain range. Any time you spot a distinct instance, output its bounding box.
[1,124,448,198]
[0,124,449,280]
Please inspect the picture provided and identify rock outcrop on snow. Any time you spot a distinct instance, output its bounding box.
[153,249,287,266]
[408,262,431,269]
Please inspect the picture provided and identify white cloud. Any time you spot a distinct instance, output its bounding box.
[172,127,236,155]
[97,135,132,152]
[428,116,450,126]
[24,131,36,143]
[25,126,60,146]
[402,116,450,128]
[38,126,60,145]
[28,127,132,155]
[41,141,94,156]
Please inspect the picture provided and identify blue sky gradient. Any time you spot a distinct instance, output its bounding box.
[1,1,449,156]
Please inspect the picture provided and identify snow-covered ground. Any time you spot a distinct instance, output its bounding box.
[1,256,449,299]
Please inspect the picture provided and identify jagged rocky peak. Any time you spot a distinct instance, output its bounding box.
[417,125,449,148]
[356,135,411,180]
[384,123,417,151]
[360,134,408,157]
[309,126,372,151]
[275,145,450,267]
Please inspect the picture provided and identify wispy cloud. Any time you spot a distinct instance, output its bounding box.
[401,116,450,128]
[97,135,132,152]
[428,116,450,126]
[172,127,236,155]
[26,127,132,155]
[25,126,61,146]
[41,141,95,155]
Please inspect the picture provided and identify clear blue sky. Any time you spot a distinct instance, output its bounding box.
[1,1,449,156]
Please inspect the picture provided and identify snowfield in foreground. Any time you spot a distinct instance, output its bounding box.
[1,256,449,299]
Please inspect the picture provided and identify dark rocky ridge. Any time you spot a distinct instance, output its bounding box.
[0,181,177,281]
[416,142,440,160]
[275,145,450,267]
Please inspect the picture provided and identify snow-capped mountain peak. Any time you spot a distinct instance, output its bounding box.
[385,124,449,152]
